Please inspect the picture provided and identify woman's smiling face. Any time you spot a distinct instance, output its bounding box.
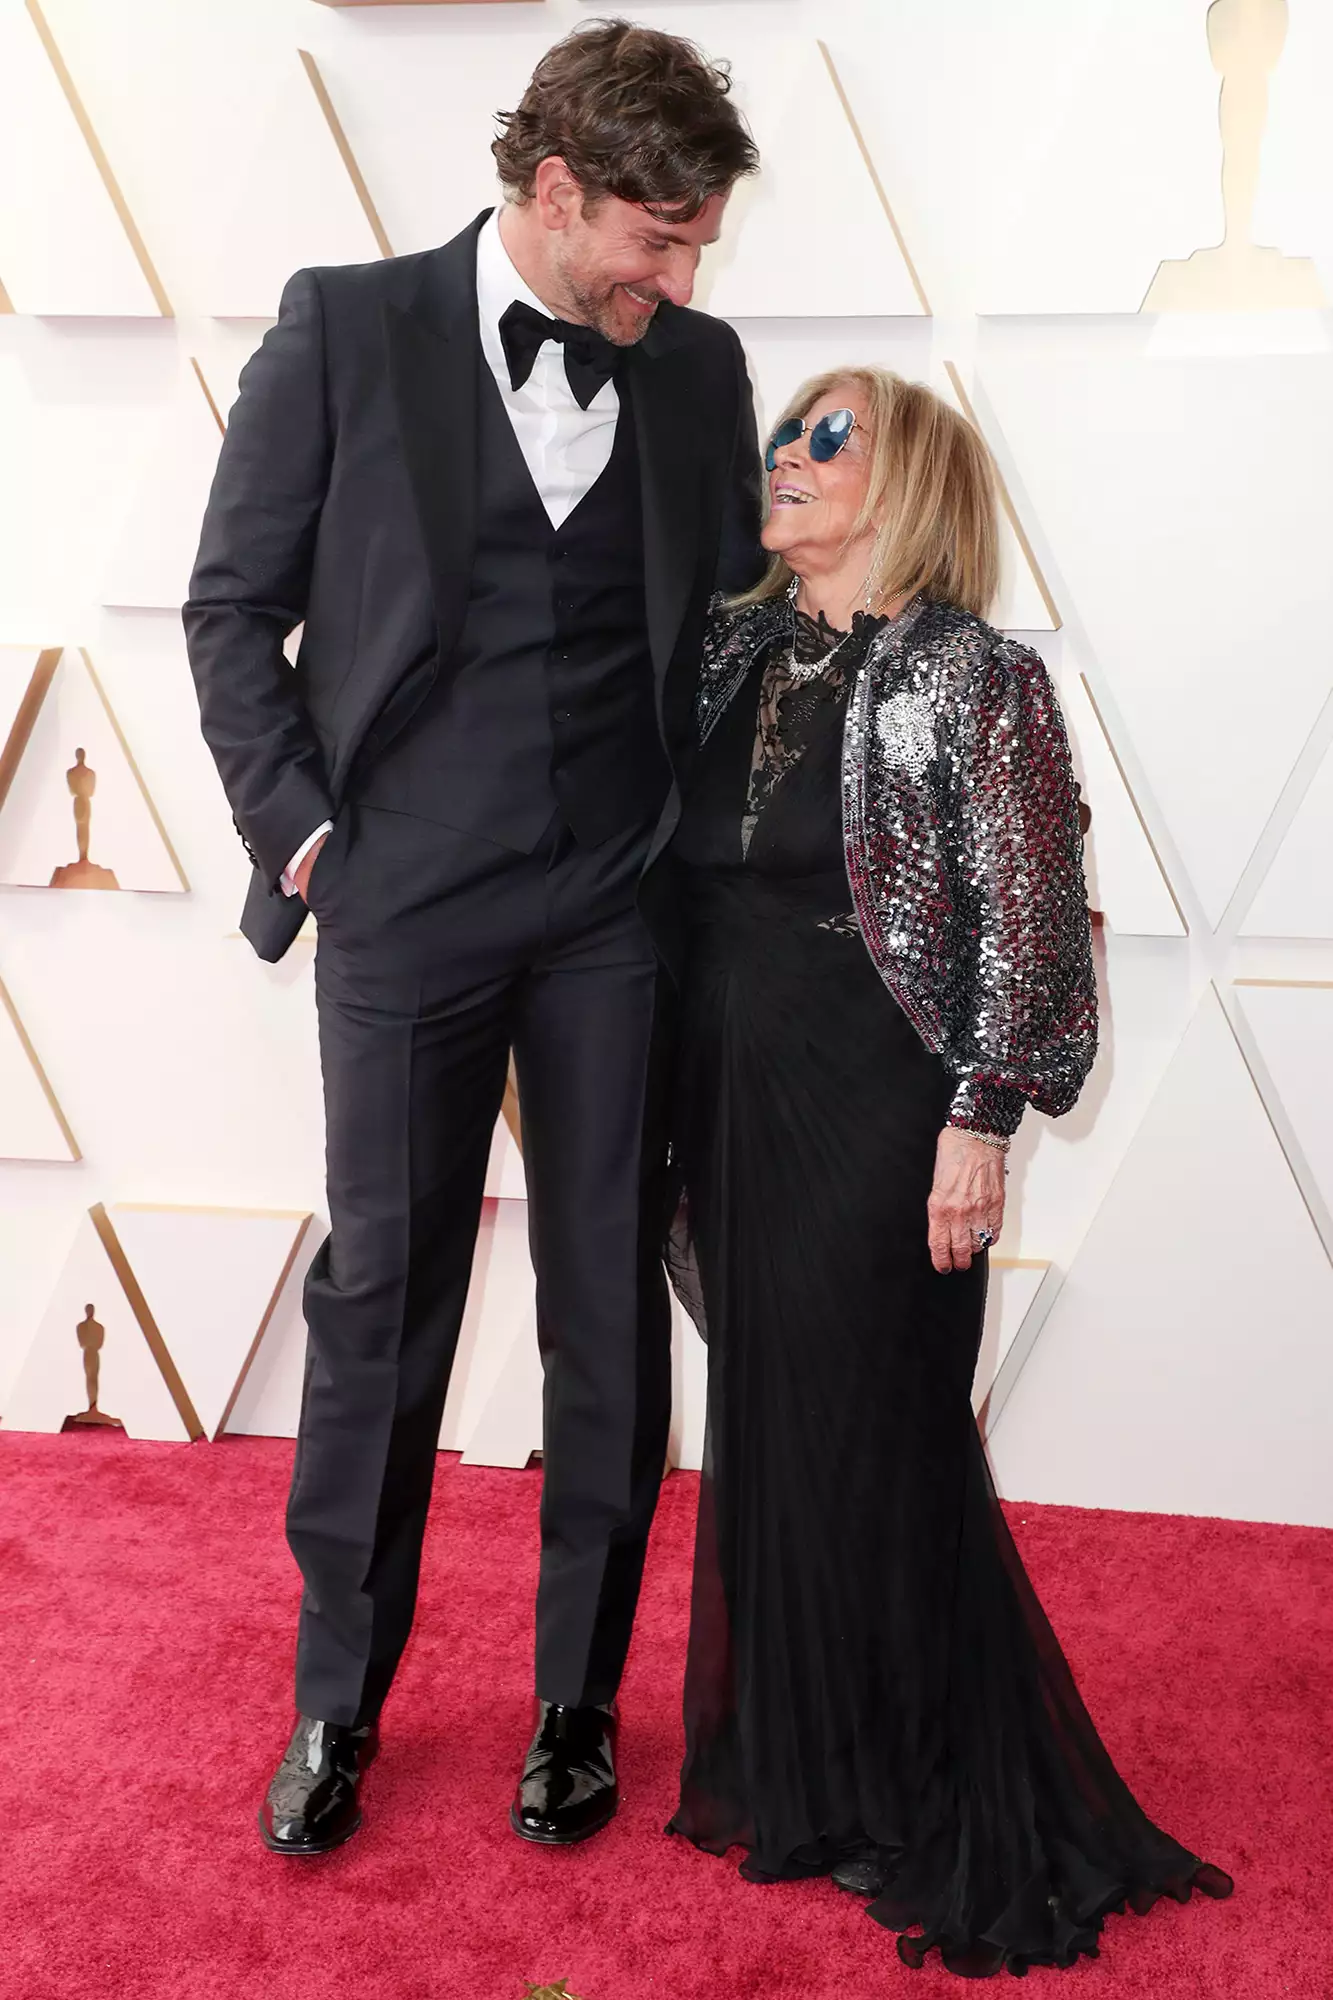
[760,384,874,570]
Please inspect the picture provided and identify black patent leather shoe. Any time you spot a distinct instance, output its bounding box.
[832,1853,888,1898]
[258,1715,379,1856]
[509,1699,618,1845]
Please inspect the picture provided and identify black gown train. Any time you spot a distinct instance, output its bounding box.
[666,609,1230,1977]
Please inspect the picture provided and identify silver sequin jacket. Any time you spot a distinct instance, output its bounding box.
[695,594,1098,1137]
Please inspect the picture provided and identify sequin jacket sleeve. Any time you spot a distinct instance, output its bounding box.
[695,597,1098,1140]
[934,630,1098,1134]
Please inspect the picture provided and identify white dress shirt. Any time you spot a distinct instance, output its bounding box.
[475,204,620,529]
[283,206,619,895]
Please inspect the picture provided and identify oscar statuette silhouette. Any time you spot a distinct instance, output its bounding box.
[62,1304,125,1432]
[1143,0,1324,309]
[49,748,119,889]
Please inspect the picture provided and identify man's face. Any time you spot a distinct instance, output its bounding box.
[550,189,730,345]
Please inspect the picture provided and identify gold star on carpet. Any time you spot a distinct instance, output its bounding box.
[523,1984,583,2000]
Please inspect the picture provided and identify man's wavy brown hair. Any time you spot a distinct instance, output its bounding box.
[492,19,758,219]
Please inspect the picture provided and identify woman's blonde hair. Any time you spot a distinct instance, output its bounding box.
[734,367,1000,620]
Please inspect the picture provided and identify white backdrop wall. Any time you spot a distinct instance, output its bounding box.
[2,0,1333,1527]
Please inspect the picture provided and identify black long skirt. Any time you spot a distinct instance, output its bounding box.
[667,870,1230,1977]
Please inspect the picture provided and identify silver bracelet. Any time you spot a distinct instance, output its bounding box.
[959,1128,1011,1153]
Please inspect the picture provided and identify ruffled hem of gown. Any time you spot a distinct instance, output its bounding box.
[873,1856,1234,1980]
[665,1821,1233,1981]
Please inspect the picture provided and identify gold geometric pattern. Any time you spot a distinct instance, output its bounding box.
[3,1205,316,1443]
[0,649,189,894]
[817,41,931,316]
[103,1204,315,1440]
[972,1257,1059,1441]
[0,6,1331,1534]
[89,1204,204,1439]
[940,362,1060,630]
[501,1058,523,1154]
[19,0,173,316]
[1234,977,1333,989]
[987,985,1333,1525]
[703,38,926,320]
[0,648,61,817]
[191,357,227,437]
[1073,672,1188,935]
[299,50,395,260]
[3,1205,203,1441]
[0,969,80,1163]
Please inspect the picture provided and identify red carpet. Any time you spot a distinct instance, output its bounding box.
[1,1431,1329,1999]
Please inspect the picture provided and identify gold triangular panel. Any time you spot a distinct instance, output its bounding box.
[190,357,226,436]
[3,1206,200,1440]
[0,647,61,815]
[107,1204,314,1440]
[972,1259,1058,1435]
[0,970,79,1163]
[1060,668,1186,937]
[938,362,1058,633]
[298,51,394,259]
[194,49,388,316]
[0,1,169,316]
[0,649,188,893]
[988,985,1333,1527]
[701,38,927,319]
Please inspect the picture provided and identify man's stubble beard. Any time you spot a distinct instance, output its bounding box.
[555,250,659,347]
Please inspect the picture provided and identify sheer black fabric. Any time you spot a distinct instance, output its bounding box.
[667,617,1232,1976]
[676,604,865,880]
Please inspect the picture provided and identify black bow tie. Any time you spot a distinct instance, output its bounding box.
[498,300,619,410]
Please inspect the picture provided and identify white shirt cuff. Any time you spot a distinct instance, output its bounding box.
[280,820,333,897]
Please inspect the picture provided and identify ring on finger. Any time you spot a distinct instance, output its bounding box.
[974,1226,995,1250]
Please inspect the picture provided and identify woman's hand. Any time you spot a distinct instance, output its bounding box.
[927,1128,1006,1273]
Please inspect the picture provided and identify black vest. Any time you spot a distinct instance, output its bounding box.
[355,359,670,850]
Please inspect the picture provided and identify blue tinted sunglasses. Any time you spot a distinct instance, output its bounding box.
[765,407,861,473]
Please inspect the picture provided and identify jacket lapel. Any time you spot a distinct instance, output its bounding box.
[383,211,488,668]
[626,320,705,689]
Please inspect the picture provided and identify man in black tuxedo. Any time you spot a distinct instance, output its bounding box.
[183,20,761,1855]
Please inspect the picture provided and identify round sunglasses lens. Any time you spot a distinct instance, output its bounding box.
[810,409,855,461]
[765,417,805,470]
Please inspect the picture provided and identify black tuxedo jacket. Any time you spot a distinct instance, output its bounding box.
[183,209,763,962]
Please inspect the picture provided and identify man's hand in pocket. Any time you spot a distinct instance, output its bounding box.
[294,833,328,904]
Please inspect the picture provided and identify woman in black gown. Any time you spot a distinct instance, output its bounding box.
[666,368,1231,1976]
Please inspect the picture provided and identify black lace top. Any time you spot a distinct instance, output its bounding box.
[676,607,888,884]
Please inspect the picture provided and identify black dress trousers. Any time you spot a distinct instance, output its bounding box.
[288,802,674,1728]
